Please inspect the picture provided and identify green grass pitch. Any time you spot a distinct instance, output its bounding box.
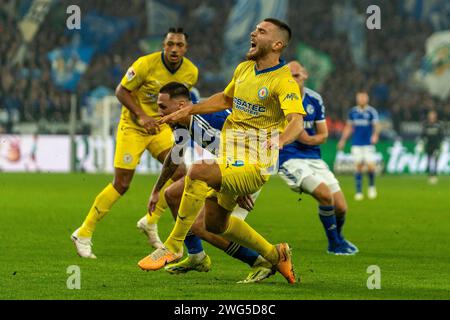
[0,173,449,300]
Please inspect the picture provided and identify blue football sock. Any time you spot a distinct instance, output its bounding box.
[336,215,346,241]
[225,242,259,267]
[318,205,341,246]
[184,232,204,255]
[355,172,363,193]
[368,171,375,187]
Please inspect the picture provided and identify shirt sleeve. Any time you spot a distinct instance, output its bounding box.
[347,109,354,124]
[277,78,306,116]
[223,63,242,98]
[186,65,199,89]
[120,57,147,91]
[371,108,380,123]
[315,95,326,122]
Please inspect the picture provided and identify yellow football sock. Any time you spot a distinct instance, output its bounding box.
[164,176,209,253]
[78,183,121,238]
[221,215,279,265]
[146,178,174,225]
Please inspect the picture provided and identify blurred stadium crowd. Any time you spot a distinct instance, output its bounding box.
[0,0,449,135]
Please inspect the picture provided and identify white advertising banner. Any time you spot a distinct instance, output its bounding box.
[0,135,162,174]
[0,135,70,172]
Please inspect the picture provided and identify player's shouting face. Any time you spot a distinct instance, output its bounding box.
[163,32,188,66]
[247,21,287,61]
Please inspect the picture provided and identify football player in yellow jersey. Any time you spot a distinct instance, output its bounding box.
[139,18,306,284]
[71,28,198,259]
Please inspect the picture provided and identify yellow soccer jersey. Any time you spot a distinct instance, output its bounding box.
[120,51,198,129]
[221,60,306,168]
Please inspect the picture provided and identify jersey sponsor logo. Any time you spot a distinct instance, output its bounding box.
[233,97,266,116]
[258,87,269,100]
[353,119,370,126]
[306,104,315,115]
[126,68,136,81]
[283,93,300,102]
[231,160,245,167]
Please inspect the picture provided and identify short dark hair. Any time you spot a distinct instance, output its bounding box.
[165,27,189,40]
[159,82,191,100]
[263,18,292,42]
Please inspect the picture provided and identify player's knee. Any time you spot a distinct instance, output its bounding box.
[113,180,130,195]
[187,164,208,181]
[314,184,333,206]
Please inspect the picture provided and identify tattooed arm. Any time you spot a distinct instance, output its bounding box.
[147,147,185,214]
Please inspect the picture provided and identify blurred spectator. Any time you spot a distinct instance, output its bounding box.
[0,0,448,135]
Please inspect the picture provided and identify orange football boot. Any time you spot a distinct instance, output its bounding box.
[138,247,183,271]
[275,243,297,284]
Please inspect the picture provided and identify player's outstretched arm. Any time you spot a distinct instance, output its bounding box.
[298,121,328,145]
[278,113,305,149]
[159,92,232,124]
[116,84,159,134]
[148,147,182,213]
[338,121,352,150]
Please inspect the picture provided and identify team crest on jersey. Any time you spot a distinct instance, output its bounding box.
[123,153,133,164]
[258,87,269,100]
[126,68,136,81]
[306,104,315,115]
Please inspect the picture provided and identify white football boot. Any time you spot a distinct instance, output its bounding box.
[137,216,164,249]
[368,186,377,199]
[71,228,97,259]
[354,193,364,201]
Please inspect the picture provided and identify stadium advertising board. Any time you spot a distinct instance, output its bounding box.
[1,135,448,174]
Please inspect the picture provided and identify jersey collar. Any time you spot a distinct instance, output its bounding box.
[161,51,184,74]
[254,59,286,75]
[356,105,368,112]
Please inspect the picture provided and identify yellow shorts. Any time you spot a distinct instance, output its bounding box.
[207,157,269,212]
[114,122,174,170]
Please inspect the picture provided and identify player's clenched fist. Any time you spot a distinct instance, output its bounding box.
[147,190,160,214]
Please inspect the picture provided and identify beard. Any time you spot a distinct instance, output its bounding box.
[246,43,271,61]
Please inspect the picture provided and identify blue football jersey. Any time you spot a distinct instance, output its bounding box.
[347,106,379,146]
[173,109,231,156]
[279,88,326,165]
